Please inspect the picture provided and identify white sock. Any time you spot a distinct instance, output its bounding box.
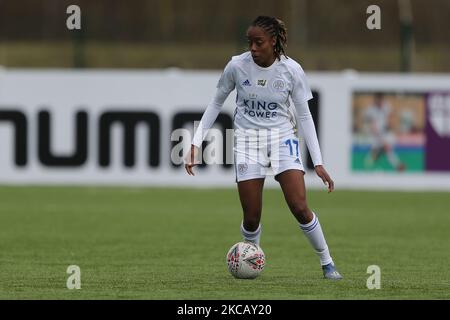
[300,212,333,266]
[240,222,261,246]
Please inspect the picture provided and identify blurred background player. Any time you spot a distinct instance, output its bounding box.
[364,92,406,171]
[185,16,342,280]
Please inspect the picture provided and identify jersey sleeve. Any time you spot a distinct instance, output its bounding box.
[191,60,235,147]
[293,101,323,166]
[290,63,313,106]
[216,59,236,95]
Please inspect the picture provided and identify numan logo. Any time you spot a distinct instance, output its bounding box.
[0,108,235,170]
[0,109,160,168]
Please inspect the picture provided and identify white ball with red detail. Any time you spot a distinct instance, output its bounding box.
[226,241,265,279]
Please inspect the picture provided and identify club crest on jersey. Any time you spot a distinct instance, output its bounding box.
[257,79,267,87]
[272,79,285,91]
[242,79,251,86]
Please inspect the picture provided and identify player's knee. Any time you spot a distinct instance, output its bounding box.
[289,200,309,218]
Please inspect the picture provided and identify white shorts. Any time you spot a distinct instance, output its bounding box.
[234,132,305,182]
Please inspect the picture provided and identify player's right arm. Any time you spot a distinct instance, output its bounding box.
[184,60,235,176]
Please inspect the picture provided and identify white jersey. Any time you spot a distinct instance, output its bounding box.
[192,51,323,166]
[217,51,313,136]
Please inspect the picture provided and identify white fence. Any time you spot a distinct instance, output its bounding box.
[0,68,449,190]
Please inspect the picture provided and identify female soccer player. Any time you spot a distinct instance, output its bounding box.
[185,16,342,279]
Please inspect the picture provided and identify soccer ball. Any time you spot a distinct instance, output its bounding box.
[226,241,265,279]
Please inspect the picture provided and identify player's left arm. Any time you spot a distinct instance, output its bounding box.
[290,64,334,192]
[314,165,334,193]
[293,101,334,193]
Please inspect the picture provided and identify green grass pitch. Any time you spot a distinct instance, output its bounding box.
[0,186,449,299]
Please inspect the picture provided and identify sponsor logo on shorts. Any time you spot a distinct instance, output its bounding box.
[238,162,248,174]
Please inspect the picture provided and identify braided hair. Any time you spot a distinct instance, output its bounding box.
[251,16,288,60]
